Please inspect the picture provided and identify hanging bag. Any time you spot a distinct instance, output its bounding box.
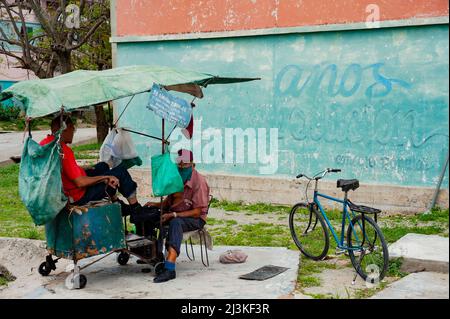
[151,152,184,197]
[99,128,118,166]
[111,128,138,160]
[19,133,67,225]
[99,128,141,168]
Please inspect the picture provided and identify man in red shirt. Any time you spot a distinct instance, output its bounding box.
[40,116,141,211]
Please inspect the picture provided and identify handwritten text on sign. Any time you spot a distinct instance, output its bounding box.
[147,84,192,128]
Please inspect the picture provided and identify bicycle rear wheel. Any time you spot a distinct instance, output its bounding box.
[289,203,329,260]
[347,214,389,283]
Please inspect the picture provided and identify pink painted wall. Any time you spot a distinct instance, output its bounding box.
[0,54,36,82]
[115,0,449,37]
[0,2,40,82]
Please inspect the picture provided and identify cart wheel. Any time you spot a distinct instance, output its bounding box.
[79,274,87,289]
[154,262,165,276]
[65,273,87,289]
[117,251,130,266]
[38,262,52,276]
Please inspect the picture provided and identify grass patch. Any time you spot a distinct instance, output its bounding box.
[352,281,389,299]
[72,142,101,160]
[210,199,291,215]
[300,258,337,276]
[212,222,296,248]
[0,120,17,131]
[417,206,449,222]
[0,117,51,131]
[72,143,102,152]
[19,227,44,240]
[0,277,9,286]
[306,293,335,299]
[382,225,445,243]
[211,198,346,220]
[0,164,45,239]
[305,290,349,299]
[205,217,223,226]
[207,218,238,227]
[387,258,408,278]
[299,275,322,288]
[75,154,99,160]
[297,258,337,289]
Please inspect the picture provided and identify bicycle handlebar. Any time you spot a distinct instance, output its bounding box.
[295,168,341,180]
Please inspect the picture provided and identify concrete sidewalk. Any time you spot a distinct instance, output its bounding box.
[0,128,97,165]
[388,233,449,273]
[370,233,450,299]
[0,238,300,299]
[371,272,449,299]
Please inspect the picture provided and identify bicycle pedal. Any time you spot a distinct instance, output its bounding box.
[335,248,347,255]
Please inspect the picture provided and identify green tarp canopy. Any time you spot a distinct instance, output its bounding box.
[0,65,259,118]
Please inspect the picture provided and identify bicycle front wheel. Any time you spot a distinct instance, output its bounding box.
[347,214,389,283]
[289,203,329,260]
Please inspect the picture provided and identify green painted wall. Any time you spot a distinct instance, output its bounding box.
[116,24,449,188]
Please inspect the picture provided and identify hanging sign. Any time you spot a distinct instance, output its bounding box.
[147,83,192,128]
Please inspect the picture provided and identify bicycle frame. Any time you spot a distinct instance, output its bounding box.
[312,180,363,251]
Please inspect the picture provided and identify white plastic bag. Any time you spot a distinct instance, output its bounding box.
[99,129,117,166]
[112,128,138,160]
[99,128,138,168]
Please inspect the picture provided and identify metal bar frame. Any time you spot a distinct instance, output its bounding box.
[314,191,366,251]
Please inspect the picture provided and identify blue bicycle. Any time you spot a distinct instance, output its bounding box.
[289,168,389,283]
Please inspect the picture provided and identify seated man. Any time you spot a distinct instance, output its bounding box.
[40,115,141,212]
[131,191,184,262]
[134,149,210,283]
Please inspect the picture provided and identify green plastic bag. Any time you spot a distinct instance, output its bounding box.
[151,152,184,197]
[19,136,67,226]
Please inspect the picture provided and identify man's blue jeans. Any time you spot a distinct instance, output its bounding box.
[73,162,137,205]
[166,217,206,256]
[131,206,205,256]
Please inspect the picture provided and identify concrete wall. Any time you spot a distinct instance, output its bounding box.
[114,0,448,37]
[0,15,40,84]
[112,1,449,212]
[0,80,14,90]
[0,59,35,83]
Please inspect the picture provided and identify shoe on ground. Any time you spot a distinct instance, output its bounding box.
[142,266,164,275]
[155,265,165,276]
[153,269,176,283]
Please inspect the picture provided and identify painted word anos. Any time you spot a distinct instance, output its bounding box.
[275,62,411,100]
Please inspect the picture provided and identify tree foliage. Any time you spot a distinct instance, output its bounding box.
[0,0,112,141]
[0,0,111,76]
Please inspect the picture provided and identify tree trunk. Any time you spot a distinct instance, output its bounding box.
[58,51,72,74]
[94,104,109,143]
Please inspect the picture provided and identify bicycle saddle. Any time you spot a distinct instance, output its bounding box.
[337,179,359,192]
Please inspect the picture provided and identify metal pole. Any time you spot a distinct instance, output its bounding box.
[161,119,165,154]
[428,151,449,211]
[159,119,165,256]
[121,127,165,142]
